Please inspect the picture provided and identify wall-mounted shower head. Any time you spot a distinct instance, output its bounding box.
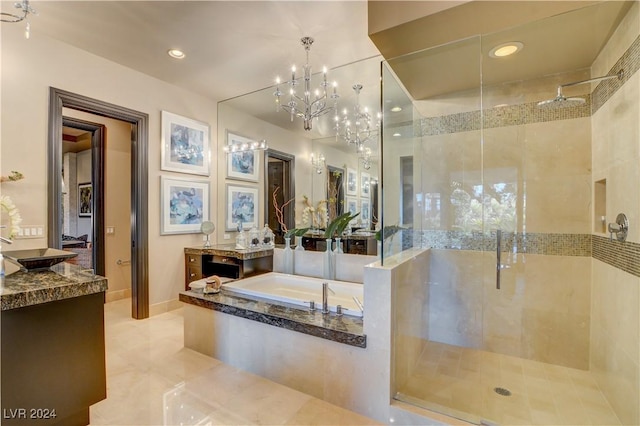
[537,88,586,109]
[537,69,624,109]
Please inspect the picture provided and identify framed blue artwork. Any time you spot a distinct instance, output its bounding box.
[160,176,210,234]
[226,131,260,182]
[226,184,258,231]
[161,111,210,176]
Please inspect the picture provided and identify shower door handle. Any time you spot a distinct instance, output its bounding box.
[496,230,501,290]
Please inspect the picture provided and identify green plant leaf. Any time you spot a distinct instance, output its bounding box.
[324,212,359,238]
[284,227,310,238]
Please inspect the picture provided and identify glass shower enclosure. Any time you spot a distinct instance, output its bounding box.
[383,2,638,425]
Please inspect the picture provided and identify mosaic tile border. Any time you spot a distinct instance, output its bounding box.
[592,235,640,278]
[412,230,592,257]
[417,35,639,136]
[400,230,640,276]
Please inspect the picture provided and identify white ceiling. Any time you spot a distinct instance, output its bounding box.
[26,1,381,102]
[6,1,633,147]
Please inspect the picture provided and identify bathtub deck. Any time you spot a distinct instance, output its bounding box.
[179,289,366,348]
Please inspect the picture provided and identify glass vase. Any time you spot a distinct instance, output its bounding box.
[323,238,335,280]
[283,237,294,274]
[295,236,305,251]
[333,237,344,254]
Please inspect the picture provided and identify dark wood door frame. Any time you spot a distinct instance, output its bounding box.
[62,116,106,277]
[48,87,149,319]
[264,149,295,239]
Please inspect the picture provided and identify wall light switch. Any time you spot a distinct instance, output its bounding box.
[106,226,115,235]
[23,228,30,236]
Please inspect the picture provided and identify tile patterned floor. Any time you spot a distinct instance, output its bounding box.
[90,299,379,425]
[396,340,622,425]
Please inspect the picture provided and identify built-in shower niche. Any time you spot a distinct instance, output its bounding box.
[594,178,606,233]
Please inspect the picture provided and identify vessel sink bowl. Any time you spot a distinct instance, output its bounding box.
[2,248,78,271]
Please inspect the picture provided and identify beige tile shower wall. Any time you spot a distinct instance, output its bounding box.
[428,249,591,370]
[421,131,482,231]
[421,121,591,234]
[590,4,640,425]
[393,249,430,390]
[591,260,640,425]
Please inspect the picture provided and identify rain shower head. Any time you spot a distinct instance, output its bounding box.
[537,90,587,109]
[537,70,624,108]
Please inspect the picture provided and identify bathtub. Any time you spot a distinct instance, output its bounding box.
[222,272,364,317]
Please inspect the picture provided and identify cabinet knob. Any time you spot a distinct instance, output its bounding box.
[189,257,196,262]
[190,273,196,277]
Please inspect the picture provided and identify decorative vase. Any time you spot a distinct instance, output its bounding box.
[283,237,294,274]
[294,236,305,251]
[323,238,335,280]
[333,237,343,254]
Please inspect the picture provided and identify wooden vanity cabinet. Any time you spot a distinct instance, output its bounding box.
[184,246,273,289]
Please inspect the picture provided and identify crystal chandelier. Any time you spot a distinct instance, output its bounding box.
[274,37,339,131]
[1,0,36,39]
[335,84,380,152]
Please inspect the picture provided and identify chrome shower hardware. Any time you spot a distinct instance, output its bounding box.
[537,70,624,108]
[608,213,629,242]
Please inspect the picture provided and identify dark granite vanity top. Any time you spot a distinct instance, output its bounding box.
[1,262,108,311]
[179,288,366,348]
[185,245,273,260]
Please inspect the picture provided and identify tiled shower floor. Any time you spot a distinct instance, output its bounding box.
[396,340,621,425]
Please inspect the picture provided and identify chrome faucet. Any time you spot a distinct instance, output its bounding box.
[321,282,334,315]
[322,282,329,314]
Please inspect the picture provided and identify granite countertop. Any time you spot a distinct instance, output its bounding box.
[180,288,366,348]
[185,245,273,260]
[1,262,108,311]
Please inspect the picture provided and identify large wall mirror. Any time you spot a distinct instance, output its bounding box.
[218,55,382,243]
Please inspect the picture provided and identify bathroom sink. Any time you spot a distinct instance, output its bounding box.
[2,248,78,271]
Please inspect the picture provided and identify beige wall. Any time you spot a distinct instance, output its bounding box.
[590,3,640,424]
[1,26,219,310]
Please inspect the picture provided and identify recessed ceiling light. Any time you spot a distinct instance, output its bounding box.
[390,106,402,112]
[489,42,523,58]
[167,49,186,59]
[393,132,401,137]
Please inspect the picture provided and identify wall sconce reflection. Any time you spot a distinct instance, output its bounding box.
[359,147,372,170]
[311,153,325,174]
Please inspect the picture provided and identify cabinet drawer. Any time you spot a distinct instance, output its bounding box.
[186,265,202,283]
[186,255,201,267]
[211,255,240,265]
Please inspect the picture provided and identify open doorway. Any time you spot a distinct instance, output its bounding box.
[265,149,295,245]
[48,88,149,319]
[61,117,105,276]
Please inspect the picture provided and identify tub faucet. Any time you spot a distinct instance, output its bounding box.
[322,282,334,315]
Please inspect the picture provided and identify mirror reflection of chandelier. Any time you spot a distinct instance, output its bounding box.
[335,84,380,152]
[1,0,36,39]
[274,37,339,131]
